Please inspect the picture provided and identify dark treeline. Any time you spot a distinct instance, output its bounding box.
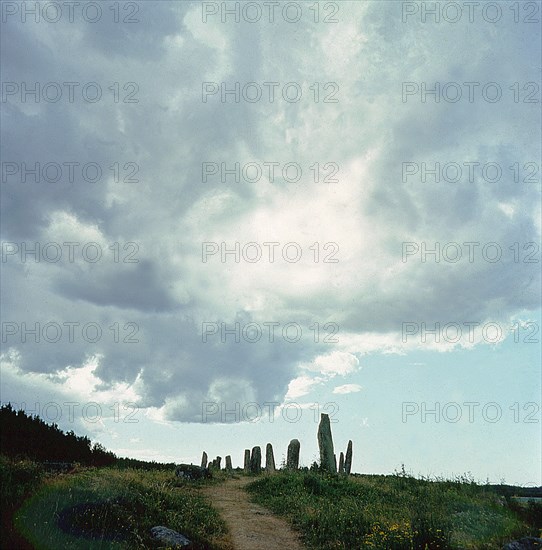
[0,404,177,470]
[0,404,116,466]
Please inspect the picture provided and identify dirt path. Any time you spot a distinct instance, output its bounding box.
[202,476,304,550]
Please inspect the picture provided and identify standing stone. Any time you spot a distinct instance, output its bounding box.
[317,413,336,473]
[215,456,222,470]
[201,451,208,469]
[250,446,262,474]
[244,449,250,473]
[286,439,300,470]
[225,455,232,472]
[345,440,353,475]
[338,452,345,474]
[265,443,276,473]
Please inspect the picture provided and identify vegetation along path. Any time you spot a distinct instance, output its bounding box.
[202,476,304,550]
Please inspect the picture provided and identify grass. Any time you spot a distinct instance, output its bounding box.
[0,457,231,549]
[246,470,542,550]
[2,455,540,550]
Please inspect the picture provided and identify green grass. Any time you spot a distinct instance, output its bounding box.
[0,458,231,549]
[246,471,541,550]
[3,455,540,550]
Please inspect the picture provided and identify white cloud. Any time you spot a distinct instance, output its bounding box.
[302,351,360,377]
[285,375,323,399]
[333,384,362,395]
[0,355,143,415]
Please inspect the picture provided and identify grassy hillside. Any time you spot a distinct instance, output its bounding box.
[247,471,542,550]
[1,456,231,550]
[2,455,540,549]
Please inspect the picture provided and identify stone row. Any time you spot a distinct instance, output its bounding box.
[200,414,353,475]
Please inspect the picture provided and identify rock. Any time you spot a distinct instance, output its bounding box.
[215,456,222,470]
[225,455,232,472]
[338,452,345,474]
[345,440,353,475]
[502,537,542,550]
[250,446,262,474]
[317,413,336,473]
[200,451,207,469]
[286,439,300,469]
[265,443,276,473]
[175,464,210,480]
[244,449,250,473]
[150,526,191,548]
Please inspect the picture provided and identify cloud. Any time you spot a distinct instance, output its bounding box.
[302,351,360,377]
[333,384,362,395]
[285,375,323,400]
[284,352,361,400]
[1,2,540,425]
[0,354,143,435]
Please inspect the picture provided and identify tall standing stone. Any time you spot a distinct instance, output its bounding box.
[265,443,276,473]
[286,439,300,469]
[345,440,353,475]
[244,449,250,473]
[225,455,232,472]
[338,452,345,474]
[215,456,222,470]
[318,413,336,473]
[201,451,208,469]
[250,446,262,474]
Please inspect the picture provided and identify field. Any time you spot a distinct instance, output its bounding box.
[247,470,541,549]
[1,455,540,549]
[1,456,231,550]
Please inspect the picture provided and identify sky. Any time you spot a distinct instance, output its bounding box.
[1,0,541,486]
